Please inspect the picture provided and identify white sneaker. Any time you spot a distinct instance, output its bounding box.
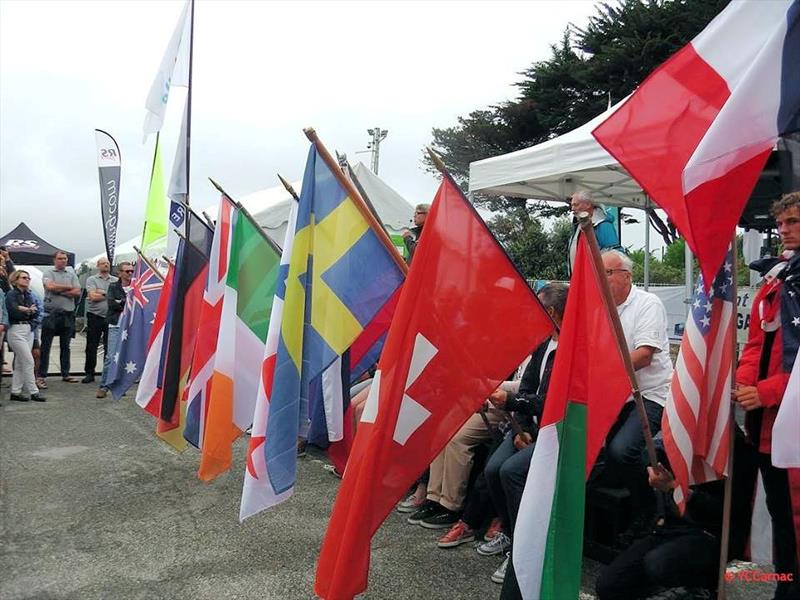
[477,532,511,556]
[491,554,509,584]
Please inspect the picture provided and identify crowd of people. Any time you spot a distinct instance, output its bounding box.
[0,249,133,404]
[2,190,798,599]
[348,192,800,599]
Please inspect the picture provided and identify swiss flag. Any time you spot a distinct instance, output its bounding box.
[314,176,555,600]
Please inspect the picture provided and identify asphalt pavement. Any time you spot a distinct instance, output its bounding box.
[0,380,776,600]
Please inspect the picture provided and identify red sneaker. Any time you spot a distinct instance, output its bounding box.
[484,517,502,542]
[437,520,476,548]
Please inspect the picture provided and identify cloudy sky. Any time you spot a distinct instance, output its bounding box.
[1,0,607,261]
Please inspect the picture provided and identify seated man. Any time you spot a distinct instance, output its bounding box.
[601,250,673,531]
[405,360,531,529]
[479,283,567,589]
[596,433,757,600]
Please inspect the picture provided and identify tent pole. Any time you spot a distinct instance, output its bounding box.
[644,197,651,290]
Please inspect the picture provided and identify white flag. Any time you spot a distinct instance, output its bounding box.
[143,1,191,136]
[168,99,189,204]
[772,350,800,468]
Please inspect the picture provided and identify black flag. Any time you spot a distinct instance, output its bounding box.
[94,129,121,263]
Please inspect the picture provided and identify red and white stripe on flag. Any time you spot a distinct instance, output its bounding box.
[662,252,735,512]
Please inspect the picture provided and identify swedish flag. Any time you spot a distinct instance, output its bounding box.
[264,145,405,494]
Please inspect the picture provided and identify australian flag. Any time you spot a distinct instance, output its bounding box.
[108,263,164,400]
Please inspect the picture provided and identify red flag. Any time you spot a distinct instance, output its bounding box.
[513,235,634,597]
[591,1,798,284]
[135,264,175,416]
[314,176,555,600]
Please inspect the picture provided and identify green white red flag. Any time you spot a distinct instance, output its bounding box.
[513,235,631,599]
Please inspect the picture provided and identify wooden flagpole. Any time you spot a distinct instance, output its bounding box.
[132,246,165,282]
[716,235,738,600]
[277,174,300,200]
[577,213,660,467]
[303,128,408,275]
[207,177,283,255]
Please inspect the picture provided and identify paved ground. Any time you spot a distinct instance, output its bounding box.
[0,381,777,600]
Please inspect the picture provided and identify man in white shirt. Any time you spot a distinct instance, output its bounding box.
[600,249,673,525]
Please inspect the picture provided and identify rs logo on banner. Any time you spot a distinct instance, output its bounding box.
[3,239,40,250]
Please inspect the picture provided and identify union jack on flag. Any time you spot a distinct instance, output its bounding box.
[108,263,164,400]
[662,247,735,512]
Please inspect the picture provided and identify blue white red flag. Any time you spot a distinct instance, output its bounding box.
[593,0,800,285]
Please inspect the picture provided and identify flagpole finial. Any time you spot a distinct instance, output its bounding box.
[426,147,447,175]
[277,174,299,200]
[303,127,317,142]
[208,177,227,196]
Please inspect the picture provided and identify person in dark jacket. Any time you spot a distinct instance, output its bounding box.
[5,270,45,402]
[596,432,760,600]
[401,203,429,265]
[480,282,568,589]
[98,262,133,398]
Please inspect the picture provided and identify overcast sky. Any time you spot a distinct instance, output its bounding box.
[1,0,612,262]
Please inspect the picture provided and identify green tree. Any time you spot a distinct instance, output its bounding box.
[428,0,729,190]
[489,210,572,280]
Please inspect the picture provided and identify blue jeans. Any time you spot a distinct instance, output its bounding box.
[484,434,535,534]
[605,399,663,512]
[100,325,121,389]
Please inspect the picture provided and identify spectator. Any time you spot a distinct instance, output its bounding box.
[480,283,567,589]
[733,192,800,600]
[567,191,620,276]
[31,291,45,389]
[596,434,757,600]
[401,203,429,265]
[39,250,81,383]
[0,246,14,375]
[0,286,8,400]
[82,257,116,384]
[0,245,15,293]
[5,270,45,402]
[600,249,673,535]
[98,262,133,398]
[405,404,507,530]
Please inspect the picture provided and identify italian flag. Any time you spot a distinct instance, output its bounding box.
[513,236,631,599]
[198,209,281,481]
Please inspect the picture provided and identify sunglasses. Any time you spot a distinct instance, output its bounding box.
[121,270,134,274]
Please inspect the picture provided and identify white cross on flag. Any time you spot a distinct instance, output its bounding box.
[315,175,555,600]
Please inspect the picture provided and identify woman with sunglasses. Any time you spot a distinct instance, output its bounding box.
[5,270,45,402]
[97,262,134,398]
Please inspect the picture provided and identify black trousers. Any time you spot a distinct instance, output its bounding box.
[596,528,719,599]
[83,313,108,376]
[758,452,800,600]
[39,312,74,379]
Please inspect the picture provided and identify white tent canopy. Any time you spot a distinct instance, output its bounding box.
[468,98,648,209]
[85,162,415,267]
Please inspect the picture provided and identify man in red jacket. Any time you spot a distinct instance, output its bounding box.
[734,191,800,600]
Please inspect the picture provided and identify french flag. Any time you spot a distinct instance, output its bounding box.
[593,0,800,285]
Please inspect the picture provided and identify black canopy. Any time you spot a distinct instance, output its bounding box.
[0,222,75,267]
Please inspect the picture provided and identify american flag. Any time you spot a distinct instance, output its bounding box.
[662,248,735,512]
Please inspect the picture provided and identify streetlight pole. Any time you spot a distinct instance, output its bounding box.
[366,127,388,174]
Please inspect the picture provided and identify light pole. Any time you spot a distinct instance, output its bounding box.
[366,127,388,174]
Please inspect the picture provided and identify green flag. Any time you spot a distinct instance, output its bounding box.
[199,209,282,481]
[141,134,168,251]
